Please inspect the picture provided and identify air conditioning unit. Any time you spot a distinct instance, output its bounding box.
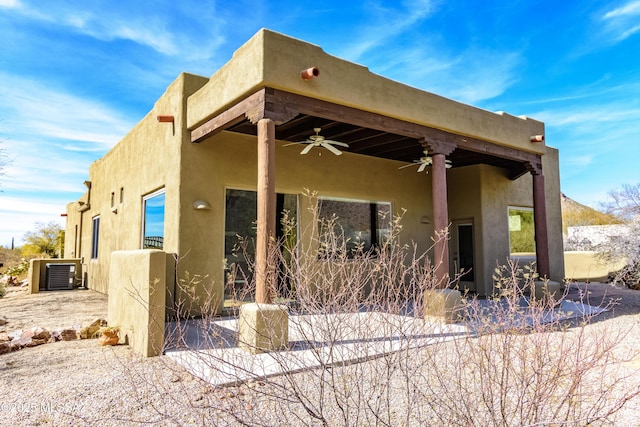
[45,263,76,291]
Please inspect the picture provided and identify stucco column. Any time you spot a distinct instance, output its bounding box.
[432,152,450,287]
[256,118,276,304]
[532,169,550,279]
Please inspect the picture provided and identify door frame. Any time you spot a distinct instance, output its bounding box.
[450,218,476,293]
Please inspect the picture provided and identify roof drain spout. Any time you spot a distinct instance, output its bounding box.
[301,67,320,80]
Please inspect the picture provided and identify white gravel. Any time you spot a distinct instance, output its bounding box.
[0,282,639,426]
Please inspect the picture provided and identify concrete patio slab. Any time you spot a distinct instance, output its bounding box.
[165,298,606,387]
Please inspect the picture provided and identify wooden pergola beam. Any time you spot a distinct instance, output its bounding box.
[191,91,266,143]
[191,88,542,172]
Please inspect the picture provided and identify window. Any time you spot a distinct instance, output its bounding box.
[142,189,165,249]
[508,207,535,254]
[120,187,124,204]
[91,216,100,259]
[224,189,298,262]
[110,192,115,208]
[317,198,392,258]
[224,189,298,298]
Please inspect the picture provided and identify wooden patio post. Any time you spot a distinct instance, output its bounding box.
[432,152,450,288]
[532,169,550,278]
[256,118,276,304]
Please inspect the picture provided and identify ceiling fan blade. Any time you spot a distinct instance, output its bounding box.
[322,142,342,155]
[300,143,315,155]
[398,163,416,170]
[324,139,349,148]
[418,162,427,173]
[283,142,302,147]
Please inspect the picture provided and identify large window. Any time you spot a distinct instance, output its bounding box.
[508,207,535,254]
[317,198,392,258]
[224,189,298,298]
[142,189,165,249]
[224,189,298,260]
[91,215,100,259]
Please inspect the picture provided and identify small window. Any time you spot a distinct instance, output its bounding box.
[120,187,124,204]
[142,189,165,249]
[91,216,100,259]
[508,207,535,254]
[110,192,115,208]
[317,198,392,258]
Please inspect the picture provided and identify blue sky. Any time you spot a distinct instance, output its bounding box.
[1,0,639,247]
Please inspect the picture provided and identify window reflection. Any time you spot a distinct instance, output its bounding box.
[91,216,100,259]
[318,198,392,258]
[143,190,165,249]
[224,189,298,299]
[508,207,535,254]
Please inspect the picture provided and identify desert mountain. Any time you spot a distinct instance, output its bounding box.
[561,193,620,231]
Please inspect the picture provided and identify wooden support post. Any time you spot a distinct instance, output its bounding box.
[432,152,450,287]
[532,170,550,279]
[256,118,276,304]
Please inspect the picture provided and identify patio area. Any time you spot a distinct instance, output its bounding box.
[164,293,606,387]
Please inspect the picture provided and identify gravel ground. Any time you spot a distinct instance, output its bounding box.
[0,281,639,426]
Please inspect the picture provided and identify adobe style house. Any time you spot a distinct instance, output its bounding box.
[64,29,564,315]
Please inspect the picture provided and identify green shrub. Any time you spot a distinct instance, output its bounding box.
[6,258,29,277]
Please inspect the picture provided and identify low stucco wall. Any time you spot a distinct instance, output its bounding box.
[511,251,626,283]
[28,258,81,294]
[564,251,626,282]
[108,250,166,357]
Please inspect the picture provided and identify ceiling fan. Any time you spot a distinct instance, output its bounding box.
[399,150,452,173]
[291,128,349,155]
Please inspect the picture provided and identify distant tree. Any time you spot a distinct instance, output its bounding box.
[598,182,640,289]
[601,183,640,220]
[22,221,64,258]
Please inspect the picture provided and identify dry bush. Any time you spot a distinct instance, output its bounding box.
[112,195,638,426]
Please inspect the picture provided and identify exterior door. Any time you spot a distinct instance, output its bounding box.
[450,220,476,292]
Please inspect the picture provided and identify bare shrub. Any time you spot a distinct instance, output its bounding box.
[599,182,640,289]
[413,261,637,426]
[111,194,638,426]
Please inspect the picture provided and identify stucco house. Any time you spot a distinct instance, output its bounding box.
[64,29,564,316]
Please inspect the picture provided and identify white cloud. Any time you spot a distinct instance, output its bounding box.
[600,0,640,43]
[548,108,640,126]
[0,0,19,7]
[0,197,67,247]
[325,1,520,104]
[337,0,437,61]
[0,73,133,149]
[603,0,640,18]
[6,1,227,61]
[65,14,181,56]
[563,154,594,168]
[366,43,521,104]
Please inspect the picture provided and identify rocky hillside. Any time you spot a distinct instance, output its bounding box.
[561,193,620,231]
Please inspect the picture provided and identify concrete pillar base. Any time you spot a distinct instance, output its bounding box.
[238,303,289,354]
[532,280,562,307]
[424,289,464,323]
